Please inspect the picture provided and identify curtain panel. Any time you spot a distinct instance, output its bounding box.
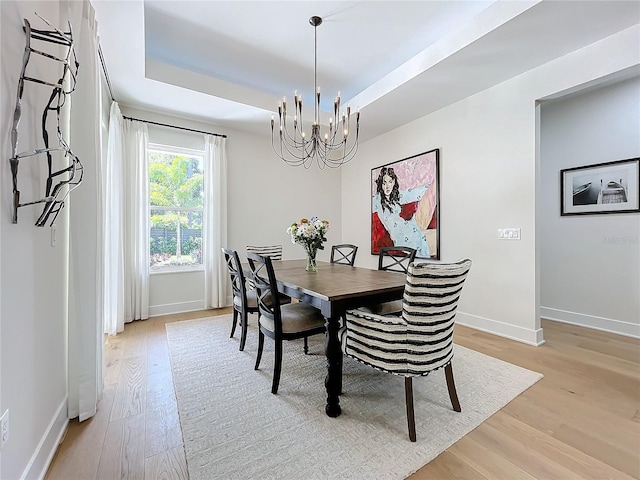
[122,119,150,323]
[103,106,150,333]
[66,0,103,421]
[204,135,228,308]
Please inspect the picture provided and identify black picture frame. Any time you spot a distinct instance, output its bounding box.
[371,149,440,259]
[560,157,640,216]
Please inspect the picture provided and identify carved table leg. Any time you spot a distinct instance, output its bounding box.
[324,315,342,417]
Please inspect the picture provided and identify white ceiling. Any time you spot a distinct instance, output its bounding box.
[92,0,640,140]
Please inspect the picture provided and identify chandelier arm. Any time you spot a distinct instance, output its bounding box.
[276,129,319,167]
[272,128,309,165]
[280,125,311,151]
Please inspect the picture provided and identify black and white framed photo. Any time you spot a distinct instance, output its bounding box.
[560,158,640,216]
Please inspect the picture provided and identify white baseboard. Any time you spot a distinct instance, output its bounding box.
[540,307,640,338]
[22,397,68,480]
[149,300,205,317]
[455,312,545,346]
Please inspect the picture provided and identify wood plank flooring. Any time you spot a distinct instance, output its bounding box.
[45,311,640,480]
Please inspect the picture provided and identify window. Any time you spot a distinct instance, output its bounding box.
[149,144,204,271]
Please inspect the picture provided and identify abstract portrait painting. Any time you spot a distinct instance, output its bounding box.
[371,149,440,259]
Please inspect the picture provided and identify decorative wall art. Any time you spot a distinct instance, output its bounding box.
[371,149,440,259]
[9,14,83,227]
[560,158,639,216]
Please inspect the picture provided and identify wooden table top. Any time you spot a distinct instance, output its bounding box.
[270,259,406,303]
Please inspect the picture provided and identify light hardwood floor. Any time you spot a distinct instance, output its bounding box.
[45,310,640,480]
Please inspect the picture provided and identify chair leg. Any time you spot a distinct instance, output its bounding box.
[445,363,461,412]
[405,377,416,442]
[272,339,283,394]
[303,336,309,354]
[239,310,249,351]
[254,330,264,370]
[230,309,238,338]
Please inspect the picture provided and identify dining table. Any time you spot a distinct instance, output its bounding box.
[267,259,407,418]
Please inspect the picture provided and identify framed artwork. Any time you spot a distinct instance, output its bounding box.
[560,158,640,216]
[371,149,440,259]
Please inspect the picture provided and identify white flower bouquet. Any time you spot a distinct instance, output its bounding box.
[286,216,329,271]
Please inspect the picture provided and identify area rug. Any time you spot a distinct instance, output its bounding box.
[166,315,542,480]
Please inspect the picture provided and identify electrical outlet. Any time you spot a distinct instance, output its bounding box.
[1,409,9,448]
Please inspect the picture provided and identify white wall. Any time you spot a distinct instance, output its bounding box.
[1,2,68,479]
[341,26,640,345]
[121,107,343,315]
[539,77,640,337]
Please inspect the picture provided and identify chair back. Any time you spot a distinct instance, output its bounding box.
[222,248,249,313]
[330,244,358,266]
[246,245,283,289]
[378,246,417,273]
[246,244,283,260]
[402,258,472,374]
[246,252,283,335]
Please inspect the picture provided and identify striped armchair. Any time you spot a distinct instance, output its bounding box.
[341,258,472,442]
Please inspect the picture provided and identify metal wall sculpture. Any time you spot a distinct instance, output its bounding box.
[9,14,83,227]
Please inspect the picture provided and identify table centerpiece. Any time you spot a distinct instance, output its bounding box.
[287,216,329,272]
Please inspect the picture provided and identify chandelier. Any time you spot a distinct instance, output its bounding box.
[271,16,360,169]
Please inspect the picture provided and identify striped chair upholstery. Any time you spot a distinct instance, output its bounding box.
[358,246,417,315]
[341,258,472,441]
[246,244,283,260]
[246,245,283,290]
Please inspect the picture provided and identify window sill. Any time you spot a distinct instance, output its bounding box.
[150,266,205,276]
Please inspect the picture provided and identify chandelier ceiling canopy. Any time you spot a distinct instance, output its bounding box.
[271,16,360,169]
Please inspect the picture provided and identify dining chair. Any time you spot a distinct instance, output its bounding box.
[341,258,472,442]
[222,248,260,351]
[377,246,417,273]
[245,244,283,290]
[222,248,291,351]
[330,244,358,266]
[246,244,283,260]
[247,252,326,394]
[359,246,417,315]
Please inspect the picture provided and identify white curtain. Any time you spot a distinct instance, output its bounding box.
[102,102,125,335]
[102,105,149,332]
[66,0,103,421]
[204,135,228,308]
[122,119,150,322]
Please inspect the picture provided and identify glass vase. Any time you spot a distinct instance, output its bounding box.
[305,246,318,272]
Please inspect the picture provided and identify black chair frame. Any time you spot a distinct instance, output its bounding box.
[378,246,417,273]
[222,248,258,351]
[247,252,326,394]
[330,244,358,266]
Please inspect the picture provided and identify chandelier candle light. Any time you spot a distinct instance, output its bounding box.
[287,216,329,272]
[271,16,360,169]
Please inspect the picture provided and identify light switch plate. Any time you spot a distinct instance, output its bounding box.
[498,228,521,240]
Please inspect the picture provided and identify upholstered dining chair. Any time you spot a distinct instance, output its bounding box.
[359,246,417,315]
[246,244,283,260]
[341,258,472,442]
[245,244,283,290]
[222,248,259,351]
[222,248,289,351]
[247,252,326,394]
[330,244,359,266]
